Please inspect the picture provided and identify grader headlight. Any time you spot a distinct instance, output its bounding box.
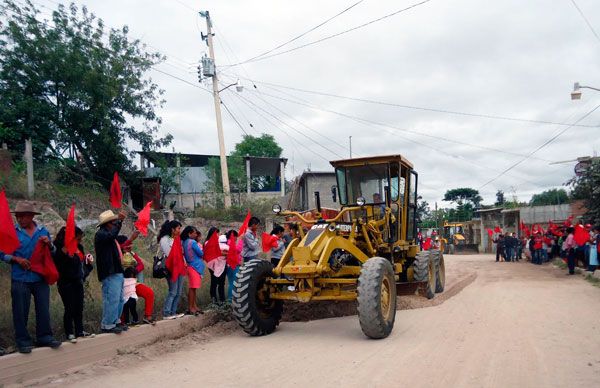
[272,204,282,214]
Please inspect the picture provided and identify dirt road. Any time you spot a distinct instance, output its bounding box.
[54,255,600,387]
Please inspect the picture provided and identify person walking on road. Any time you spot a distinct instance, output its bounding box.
[0,201,62,353]
[95,209,128,334]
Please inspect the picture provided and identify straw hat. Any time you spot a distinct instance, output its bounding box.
[12,201,40,215]
[97,210,119,227]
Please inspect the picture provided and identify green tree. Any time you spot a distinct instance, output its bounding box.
[416,198,430,224]
[443,187,482,207]
[495,190,505,206]
[529,188,569,206]
[569,159,600,224]
[0,1,172,184]
[207,134,283,196]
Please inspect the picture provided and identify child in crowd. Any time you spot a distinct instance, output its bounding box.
[269,225,285,267]
[117,235,155,324]
[241,217,261,262]
[122,267,139,325]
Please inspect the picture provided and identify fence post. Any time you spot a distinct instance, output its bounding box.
[25,138,34,198]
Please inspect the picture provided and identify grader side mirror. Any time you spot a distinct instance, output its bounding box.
[331,185,337,203]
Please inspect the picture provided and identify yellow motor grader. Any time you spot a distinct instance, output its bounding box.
[232,154,445,339]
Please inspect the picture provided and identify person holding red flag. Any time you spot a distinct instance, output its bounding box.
[158,220,185,319]
[181,226,205,315]
[204,227,228,306]
[0,201,61,353]
[53,226,94,343]
[241,217,261,263]
[224,229,241,304]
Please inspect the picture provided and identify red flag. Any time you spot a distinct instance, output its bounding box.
[494,226,502,233]
[165,234,186,282]
[563,215,573,227]
[226,235,240,269]
[109,172,122,208]
[574,224,589,246]
[30,241,59,285]
[0,189,19,254]
[487,229,494,237]
[203,232,221,262]
[520,221,526,231]
[134,201,152,236]
[422,237,432,250]
[261,233,279,253]
[64,203,78,256]
[238,210,251,236]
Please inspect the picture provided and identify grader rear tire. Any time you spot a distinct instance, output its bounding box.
[413,251,436,299]
[232,259,283,336]
[433,251,446,293]
[357,257,397,339]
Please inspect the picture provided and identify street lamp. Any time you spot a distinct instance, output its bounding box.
[571,82,600,100]
[219,80,244,93]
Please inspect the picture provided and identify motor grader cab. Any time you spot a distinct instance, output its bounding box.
[441,221,478,254]
[232,155,445,339]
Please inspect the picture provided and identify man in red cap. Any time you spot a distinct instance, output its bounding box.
[0,201,61,353]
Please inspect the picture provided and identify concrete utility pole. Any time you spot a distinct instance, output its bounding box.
[203,11,232,208]
[25,138,34,198]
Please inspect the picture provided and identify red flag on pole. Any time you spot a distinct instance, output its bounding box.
[30,241,59,285]
[574,224,589,246]
[109,172,122,208]
[238,210,251,236]
[64,203,78,256]
[261,233,279,253]
[487,229,494,237]
[134,201,152,237]
[226,235,240,269]
[563,215,573,227]
[165,234,186,282]
[422,237,432,250]
[203,232,221,262]
[0,189,19,255]
[494,226,502,233]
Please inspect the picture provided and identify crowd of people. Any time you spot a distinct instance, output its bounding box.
[493,223,600,275]
[0,200,297,354]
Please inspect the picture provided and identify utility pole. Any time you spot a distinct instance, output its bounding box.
[25,138,34,198]
[349,136,352,158]
[202,11,232,208]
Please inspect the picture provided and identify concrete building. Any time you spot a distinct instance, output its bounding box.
[138,151,287,209]
[288,171,339,211]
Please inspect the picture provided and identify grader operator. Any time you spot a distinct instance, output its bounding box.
[232,154,445,339]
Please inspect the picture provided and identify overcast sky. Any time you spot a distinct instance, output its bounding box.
[29,0,600,206]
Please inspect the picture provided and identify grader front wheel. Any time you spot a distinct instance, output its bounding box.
[232,260,283,336]
[357,257,397,339]
[414,251,437,299]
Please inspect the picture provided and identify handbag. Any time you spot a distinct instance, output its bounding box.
[152,245,169,279]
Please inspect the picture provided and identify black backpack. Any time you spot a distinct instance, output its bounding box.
[152,247,169,279]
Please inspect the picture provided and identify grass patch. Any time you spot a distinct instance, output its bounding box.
[584,274,600,288]
[553,258,567,270]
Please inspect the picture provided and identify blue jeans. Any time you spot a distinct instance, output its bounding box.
[11,280,54,348]
[505,247,514,262]
[541,249,549,263]
[226,266,239,302]
[163,275,184,316]
[101,273,124,330]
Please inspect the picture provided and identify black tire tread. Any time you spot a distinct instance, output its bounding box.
[357,257,397,339]
[413,250,436,299]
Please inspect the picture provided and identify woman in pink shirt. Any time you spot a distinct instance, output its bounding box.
[563,227,577,275]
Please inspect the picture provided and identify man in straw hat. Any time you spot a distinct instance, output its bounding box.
[0,201,61,353]
[94,209,127,334]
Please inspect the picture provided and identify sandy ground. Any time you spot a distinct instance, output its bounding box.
[37,254,600,387]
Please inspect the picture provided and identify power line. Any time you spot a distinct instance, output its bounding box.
[479,103,600,189]
[222,0,434,67]
[232,75,599,130]
[150,66,212,94]
[569,0,600,47]
[237,0,365,65]
[220,98,249,136]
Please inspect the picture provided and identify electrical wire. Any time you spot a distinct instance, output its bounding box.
[479,102,600,189]
[220,98,249,136]
[223,0,434,67]
[231,75,598,131]
[569,0,600,47]
[238,0,365,64]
